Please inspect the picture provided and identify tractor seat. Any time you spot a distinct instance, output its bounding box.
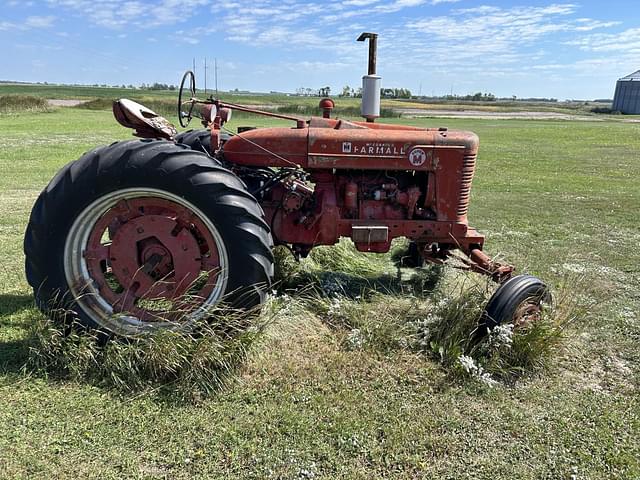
[113,98,177,140]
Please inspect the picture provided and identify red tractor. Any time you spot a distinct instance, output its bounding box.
[24,34,548,338]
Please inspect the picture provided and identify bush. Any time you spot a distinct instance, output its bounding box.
[77,97,176,117]
[590,106,613,114]
[0,95,51,114]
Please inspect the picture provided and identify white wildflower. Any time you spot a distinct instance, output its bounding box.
[298,465,316,479]
[346,328,365,350]
[620,307,635,320]
[327,297,342,318]
[562,263,586,274]
[457,355,499,387]
[414,313,439,350]
[488,323,514,350]
[458,355,476,373]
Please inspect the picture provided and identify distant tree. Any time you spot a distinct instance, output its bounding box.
[340,85,351,97]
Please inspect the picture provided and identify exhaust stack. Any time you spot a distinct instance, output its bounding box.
[357,32,380,123]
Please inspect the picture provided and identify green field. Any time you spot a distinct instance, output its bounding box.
[0,103,639,478]
[1,82,620,116]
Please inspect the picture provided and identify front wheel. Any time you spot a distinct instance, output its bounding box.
[481,274,550,332]
[24,139,273,338]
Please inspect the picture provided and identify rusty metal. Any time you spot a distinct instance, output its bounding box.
[116,90,515,282]
[218,100,306,128]
[84,196,221,322]
[111,33,519,286]
[357,32,378,75]
[319,98,335,118]
[467,249,514,283]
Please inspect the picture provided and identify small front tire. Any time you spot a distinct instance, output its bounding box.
[481,274,550,332]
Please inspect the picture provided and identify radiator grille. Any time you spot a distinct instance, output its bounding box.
[456,152,477,220]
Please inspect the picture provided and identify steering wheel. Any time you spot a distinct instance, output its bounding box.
[178,70,197,128]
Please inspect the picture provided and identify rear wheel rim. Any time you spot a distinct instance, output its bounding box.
[63,188,228,337]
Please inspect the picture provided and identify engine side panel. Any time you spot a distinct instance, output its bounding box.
[224,119,481,254]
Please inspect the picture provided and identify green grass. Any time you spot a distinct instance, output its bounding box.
[0,106,639,478]
[5,82,631,118]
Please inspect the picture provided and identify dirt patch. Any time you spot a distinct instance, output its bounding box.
[395,108,600,121]
[47,99,88,107]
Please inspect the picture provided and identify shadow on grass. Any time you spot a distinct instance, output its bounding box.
[275,265,444,301]
[0,293,34,317]
[0,294,37,378]
[0,338,31,377]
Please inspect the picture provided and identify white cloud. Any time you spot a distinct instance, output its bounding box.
[399,2,623,69]
[375,0,459,13]
[566,27,640,53]
[25,16,56,28]
[342,0,380,5]
[46,0,209,28]
[0,15,56,31]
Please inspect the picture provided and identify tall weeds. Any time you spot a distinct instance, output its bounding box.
[0,95,51,114]
[26,304,275,402]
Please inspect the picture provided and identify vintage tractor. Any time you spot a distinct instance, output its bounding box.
[24,34,548,338]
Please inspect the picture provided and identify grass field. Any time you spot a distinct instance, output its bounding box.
[0,103,639,478]
[1,82,621,117]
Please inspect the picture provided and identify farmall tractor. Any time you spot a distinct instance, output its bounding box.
[24,34,548,338]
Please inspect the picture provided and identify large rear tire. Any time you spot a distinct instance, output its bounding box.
[175,129,212,155]
[24,139,273,338]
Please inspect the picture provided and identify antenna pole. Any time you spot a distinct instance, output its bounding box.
[215,58,218,97]
[204,58,208,94]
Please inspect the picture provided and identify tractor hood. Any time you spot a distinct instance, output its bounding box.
[222,117,479,171]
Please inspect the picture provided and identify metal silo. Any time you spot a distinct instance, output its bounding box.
[612,70,640,114]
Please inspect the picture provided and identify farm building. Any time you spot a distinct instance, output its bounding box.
[612,69,640,114]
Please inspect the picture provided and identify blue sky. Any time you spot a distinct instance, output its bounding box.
[1,0,638,99]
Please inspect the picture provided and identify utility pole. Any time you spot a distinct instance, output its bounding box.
[192,58,196,76]
[214,58,218,97]
[204,58,208,94]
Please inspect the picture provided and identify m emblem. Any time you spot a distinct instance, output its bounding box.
[408,148,427,166]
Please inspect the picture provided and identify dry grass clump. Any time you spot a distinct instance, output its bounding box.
[0,95,51,114]
[302,264,576,386]
[25,304,274,401]
[418,280,574,385]
[25,238,576,399]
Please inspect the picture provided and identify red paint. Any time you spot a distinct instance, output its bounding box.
[84,197,222,321]
[123,93,513,282]
[209,103,506,275]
